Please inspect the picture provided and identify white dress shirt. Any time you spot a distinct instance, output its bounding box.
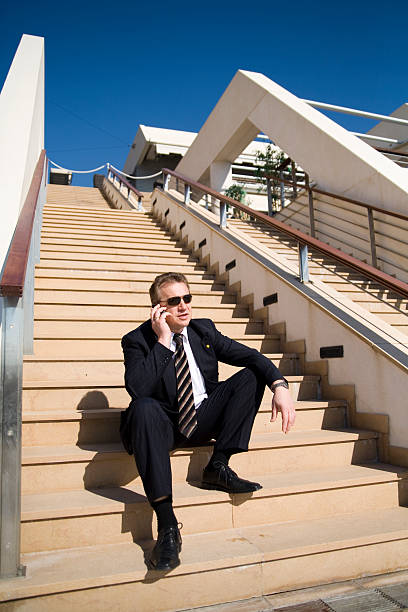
[170,328,208,409]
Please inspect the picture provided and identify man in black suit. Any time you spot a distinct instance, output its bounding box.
[120,272,295,571]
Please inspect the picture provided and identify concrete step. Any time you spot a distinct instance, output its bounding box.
[33,319,266,339]
[23,355,299,384]
[37,259,208,273]
[34,289,238,306]
[21,401,347,446]
[39,250,199,265]
[20,429,378,494]
[41,235,181,248]
[22,376,319,412]
[34,277,226,292]
[39,240,187,254]
[35,267,214,280]
[33,303,250,321]
[5,507,408,610]
[41,227,174,239]
[20,464,407,553]
[30,333,282,360]
[43,206,151,219]
[23,372,320,402]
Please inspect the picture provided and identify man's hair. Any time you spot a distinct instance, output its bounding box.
[149,272,190,305]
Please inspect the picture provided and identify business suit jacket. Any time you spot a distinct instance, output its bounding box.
[120,318,282,453]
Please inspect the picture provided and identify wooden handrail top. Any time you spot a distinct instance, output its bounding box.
[0,150,46,297]
[265,174,408,223]
[162,168,408,299]
[108,166,143,198]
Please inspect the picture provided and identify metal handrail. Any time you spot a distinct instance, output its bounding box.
[266,173,408,222]
[107,165,144,210]
[0,150,47,296]
[162,168,408,299]
[0,149,47,579]
[303,99,408,127]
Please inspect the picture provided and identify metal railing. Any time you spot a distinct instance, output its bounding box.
[162,167,408,299]
[0,150,47,579]
[106,165,144,210]
[303,99,408,166]
[266,171,408,272]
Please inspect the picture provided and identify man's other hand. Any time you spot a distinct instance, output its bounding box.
[151,304,172,347]
[271,385,296,434]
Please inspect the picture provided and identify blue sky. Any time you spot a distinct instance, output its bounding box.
[2,0,408,186]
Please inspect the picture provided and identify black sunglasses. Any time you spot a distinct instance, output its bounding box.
[160,293,192,307]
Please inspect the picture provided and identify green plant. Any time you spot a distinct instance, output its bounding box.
[255,145,288,214]
[224,183,247,203]
[224,183,249,220]
[255,145,286,187]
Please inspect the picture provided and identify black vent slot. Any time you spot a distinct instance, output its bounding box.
[225,259,236,272]
[199,238,207,248]
[320,345,344,359]
[263,293,278,306]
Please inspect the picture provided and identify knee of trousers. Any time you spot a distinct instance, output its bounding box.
[237,367,260,389]
[128,397,164,427]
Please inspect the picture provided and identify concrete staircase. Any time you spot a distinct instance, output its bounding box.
[229,217,408,337]
[2,185,408,611]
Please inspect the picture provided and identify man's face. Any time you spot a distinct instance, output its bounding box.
[157,281,192,332]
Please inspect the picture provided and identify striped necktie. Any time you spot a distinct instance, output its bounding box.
[173,333,197,438]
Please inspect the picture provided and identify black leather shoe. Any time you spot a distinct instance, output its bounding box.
[150,525,182,571]
[201,461,262,493]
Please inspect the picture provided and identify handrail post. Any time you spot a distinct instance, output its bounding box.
[298,243,310,283]
[266,177,273,216]
[163,172,170,192]
[280,171,285,209]
[0,296,26,578]
[367,208,378,268]
[184,183,191,205]
[305,174,316,237]
[291,161,297,198]
[220,200,227,228]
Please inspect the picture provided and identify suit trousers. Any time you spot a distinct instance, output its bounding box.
[124,367,266,502]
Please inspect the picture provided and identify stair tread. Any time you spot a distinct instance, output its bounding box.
[21,429,378,464]
[23,352,294,363]
[21,401,347,421]
[22,374,319,389]
[21,463,407,520]
[3,507,408,601]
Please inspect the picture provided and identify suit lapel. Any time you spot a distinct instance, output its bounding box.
[187,325,208,374]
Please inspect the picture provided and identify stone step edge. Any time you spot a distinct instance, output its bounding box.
[21,463,408,522]
[23,352,296,363]
[32,304,250,314]
[20,429,378,465]
[3,507,408,602]
[22,401,344,421]
[22,374,319,389]
[33,289,232,296]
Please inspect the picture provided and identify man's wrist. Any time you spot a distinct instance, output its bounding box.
[271,378,289,392]
[157,334,172,348]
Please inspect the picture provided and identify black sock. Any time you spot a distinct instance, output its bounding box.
[151,496,177,532]
[208,450,232,469]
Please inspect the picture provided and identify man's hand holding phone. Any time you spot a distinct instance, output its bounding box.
[151,304,172,347]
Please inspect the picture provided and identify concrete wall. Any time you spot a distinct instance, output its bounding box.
[177,70,408,217]
[0,34,44,374]
[0,34,44,273]
[153,188,408,458]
